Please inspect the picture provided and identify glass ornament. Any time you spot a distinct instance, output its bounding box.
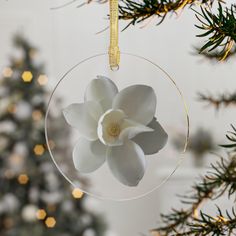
[45,52,189,201]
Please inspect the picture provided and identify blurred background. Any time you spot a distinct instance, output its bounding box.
[0,0,236,235]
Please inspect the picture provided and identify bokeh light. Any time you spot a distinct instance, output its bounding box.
[45,217,56,228]
[21,71,33,82]
[2,67,13,77]
[36,209,47,220]
[37,74,48,86]
[18,174,29,185]
[72,188,84,199]
[33,144,45,156]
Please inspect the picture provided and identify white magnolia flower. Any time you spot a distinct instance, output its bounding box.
[63,76,168,187]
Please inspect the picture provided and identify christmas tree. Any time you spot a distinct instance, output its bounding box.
[0,35,106,236]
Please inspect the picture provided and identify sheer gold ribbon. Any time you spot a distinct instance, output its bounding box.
[109,0,120,70]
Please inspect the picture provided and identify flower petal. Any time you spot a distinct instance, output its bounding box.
[73,138,106,173]
[112,85,156,125]
[107,140,146,186]
[119,119,153,141]
[85,76,118,111]
[132,118,168,155]
[62,101,103,140]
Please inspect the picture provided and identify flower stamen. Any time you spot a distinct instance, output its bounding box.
[107,123,121,137]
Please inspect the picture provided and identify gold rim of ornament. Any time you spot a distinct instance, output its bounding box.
[45,52,190,201]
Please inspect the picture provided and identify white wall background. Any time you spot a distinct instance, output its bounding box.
[0,0,236,235]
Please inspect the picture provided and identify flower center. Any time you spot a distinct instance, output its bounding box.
[107,123,121,137]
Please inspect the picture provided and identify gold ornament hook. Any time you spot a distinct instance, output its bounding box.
[109,0,120,70]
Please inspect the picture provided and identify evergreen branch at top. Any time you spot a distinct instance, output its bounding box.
[51,0,236,60]
[118,0,216,29]
[198,92,236,109]
[194,3,236,61]
[151,145,236,235]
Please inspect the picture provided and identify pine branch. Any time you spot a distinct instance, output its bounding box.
[119,1,236,60]
[193,46,236,61]
[194,3,236,61]
[151,144,236,235]
[118,0,215,28]
[198,92,236,109]
[186,207,236,236]
[221,125,236,150]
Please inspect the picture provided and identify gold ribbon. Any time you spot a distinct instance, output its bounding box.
[109,0,120,70]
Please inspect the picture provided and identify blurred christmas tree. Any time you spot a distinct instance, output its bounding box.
[0,35,106,236]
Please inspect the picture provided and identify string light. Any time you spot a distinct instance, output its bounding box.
[36,209,47,220]
[2,67,13,77]
[214,216,229,223]
[193,208,199,219]
[33,144,45,156]
[72,188,84,199]
[45,217,56,228]
[219,216,229,223]
[37,74,48,86]
[32,110,43,121]
[18,174,29,185]
[21,71,33,82]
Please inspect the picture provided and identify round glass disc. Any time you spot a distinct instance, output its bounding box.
[45,53,189,201]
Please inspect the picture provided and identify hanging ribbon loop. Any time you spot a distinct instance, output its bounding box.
[109,0,120,70]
